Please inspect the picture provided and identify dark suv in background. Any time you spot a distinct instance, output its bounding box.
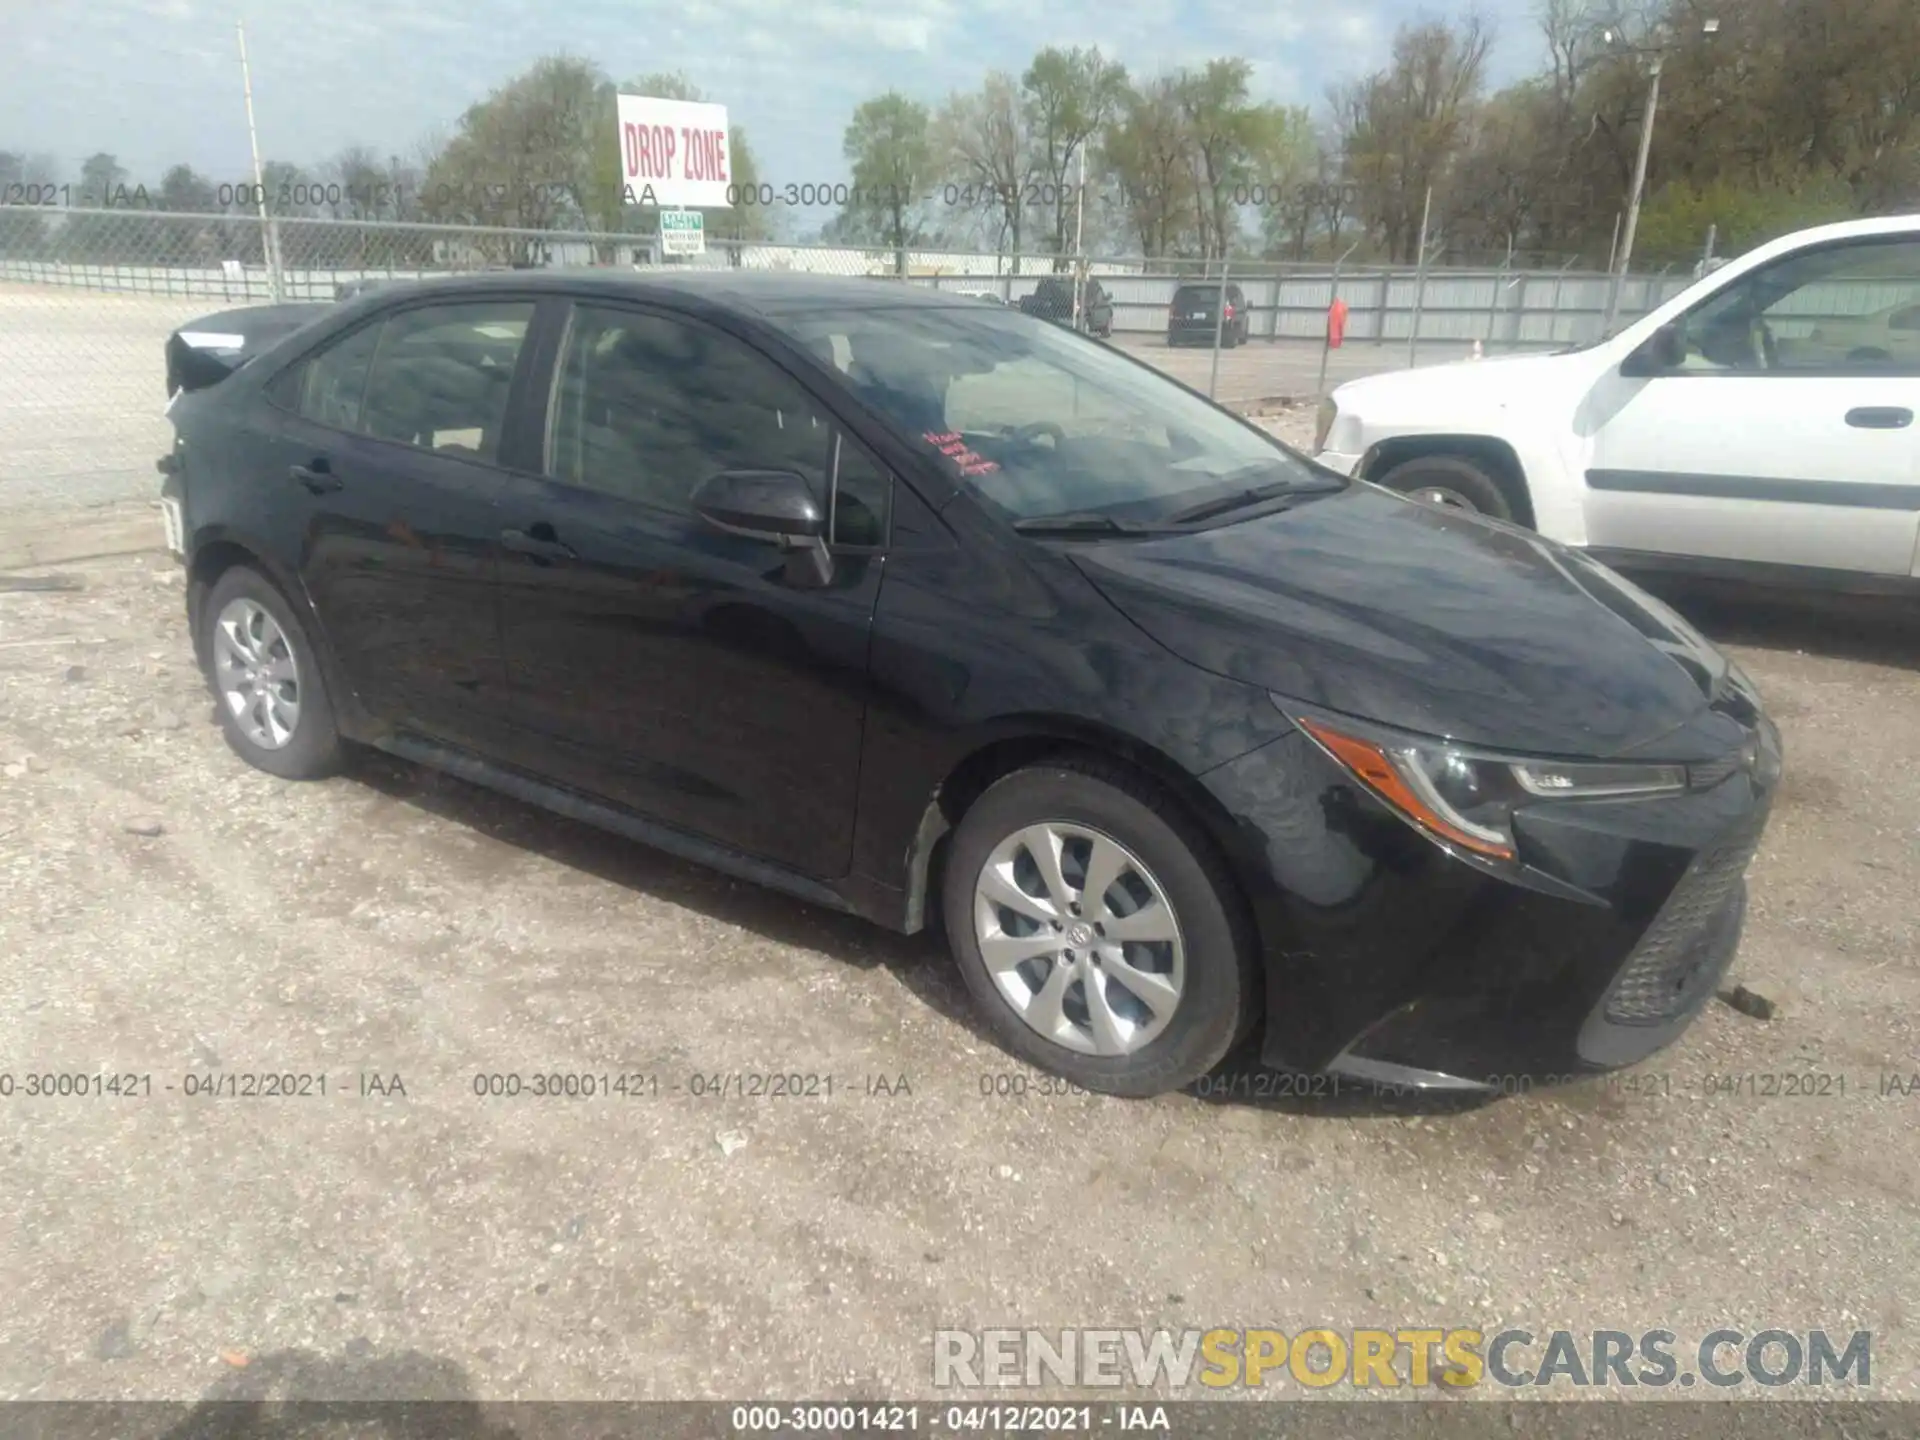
[1168,282,1249,347]
[1019,276,1114,337]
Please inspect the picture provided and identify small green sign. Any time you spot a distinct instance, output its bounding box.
[660,209,705,256]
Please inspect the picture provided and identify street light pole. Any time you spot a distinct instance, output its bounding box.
[236,17,283,302]
[1604,52,1662,332]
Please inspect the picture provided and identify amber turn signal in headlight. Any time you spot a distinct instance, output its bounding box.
[1292,710,1688,865]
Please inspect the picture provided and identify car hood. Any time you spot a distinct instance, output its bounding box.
[1330,350,1583,422]
[1069,484,1718,759]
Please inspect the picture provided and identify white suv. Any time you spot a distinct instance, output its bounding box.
[1314,215,1920,590]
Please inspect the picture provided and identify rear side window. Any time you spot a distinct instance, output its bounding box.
[360,302,535,461]
[291,322,382,431]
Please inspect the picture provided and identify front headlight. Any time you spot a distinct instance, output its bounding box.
[1314,396,1338,452]
[1286,707,1687,863]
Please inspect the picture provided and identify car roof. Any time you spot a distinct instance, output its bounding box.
[349,268,987,320]
[1732,213,1920,269]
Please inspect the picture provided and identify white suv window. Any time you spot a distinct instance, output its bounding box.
[1678,237,1920,375]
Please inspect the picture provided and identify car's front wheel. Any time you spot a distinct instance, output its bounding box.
[1377,454,1514,521]
[942,758,1254,1097]
[202,565,342,780]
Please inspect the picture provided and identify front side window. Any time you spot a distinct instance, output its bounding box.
[358,301,535,461]
[767,303,1330,526]
[546,304,838,514]
[1676,238,1920,375]
[830,435,891,548]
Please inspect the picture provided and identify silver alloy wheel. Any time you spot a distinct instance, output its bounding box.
[213,596,302,750]
[972,822,1185,1056]
[1410,485,1478,511]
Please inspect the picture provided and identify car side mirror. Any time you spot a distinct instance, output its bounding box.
[691,468,833,585]
[692,468,824,543]
[1622,322,1686,377]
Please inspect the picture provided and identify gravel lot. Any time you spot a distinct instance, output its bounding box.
[2,481,1918,1408]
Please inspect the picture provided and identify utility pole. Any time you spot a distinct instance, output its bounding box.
[237,17,282,302]
[1604,52,1662,333]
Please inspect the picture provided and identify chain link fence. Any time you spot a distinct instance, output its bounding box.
[1,204,1702,509]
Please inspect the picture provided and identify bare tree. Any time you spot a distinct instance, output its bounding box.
[934,73,1034,255]
[1337,15,1494,262]
[1023,45,1129,259]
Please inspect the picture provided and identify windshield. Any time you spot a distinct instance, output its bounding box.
[768,303,1332,525]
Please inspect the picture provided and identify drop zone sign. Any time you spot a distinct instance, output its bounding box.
[660,210,705,256]
[617,94,732,209]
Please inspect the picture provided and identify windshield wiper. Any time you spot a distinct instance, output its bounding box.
[1011,512,1161,536]
[1161,479,1318,527]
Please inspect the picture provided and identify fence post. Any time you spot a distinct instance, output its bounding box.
[1407,185,1433,367]
[1207,256,1230,400]
[1549,257,1577,346]
[1317,240,1360,400]
[1486,236,1514,349]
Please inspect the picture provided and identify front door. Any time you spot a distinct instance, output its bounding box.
[1584,233,1920,577]
[249,298,538,752]
[494,301,891,877]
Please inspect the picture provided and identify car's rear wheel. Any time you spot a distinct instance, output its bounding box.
[942,759,1253,1097]
[202,565,342,780]
[1377,454,1514,521]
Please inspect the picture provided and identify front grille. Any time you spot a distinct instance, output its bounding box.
[1604,828,1760,1025]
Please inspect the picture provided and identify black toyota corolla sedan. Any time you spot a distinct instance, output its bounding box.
[157,270,1780,1097]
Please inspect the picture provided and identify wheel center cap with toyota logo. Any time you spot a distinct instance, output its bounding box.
[1066,922,1095,948]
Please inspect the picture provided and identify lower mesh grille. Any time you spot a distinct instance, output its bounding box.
[1604,829,1759,1025]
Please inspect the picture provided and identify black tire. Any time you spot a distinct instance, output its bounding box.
[201,564,342,780]
[942,757,1256,1097]
[1377,453,1515,522]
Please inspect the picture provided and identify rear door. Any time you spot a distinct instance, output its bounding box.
[493,299,889,877]
[1584,233,1920,577]
[254,297,537,752]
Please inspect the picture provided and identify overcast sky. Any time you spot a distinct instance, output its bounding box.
[3,0,1551,197]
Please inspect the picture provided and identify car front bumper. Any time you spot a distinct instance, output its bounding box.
[1198,711,1780,1089]
[1311,448,1362,477]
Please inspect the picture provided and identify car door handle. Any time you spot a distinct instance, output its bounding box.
[290,461,341,494]
[501,527,578,563]
[1845,407,1914,429]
